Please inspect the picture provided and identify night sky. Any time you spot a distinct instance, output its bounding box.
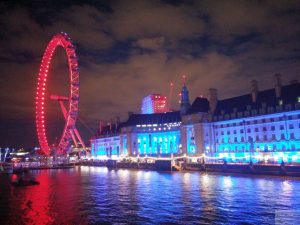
[0,0,299,148]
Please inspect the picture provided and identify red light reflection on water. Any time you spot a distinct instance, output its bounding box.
[18,172,54,224]
[10,170,88,225]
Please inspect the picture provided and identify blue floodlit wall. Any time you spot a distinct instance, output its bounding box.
[122,135,128,156]
[186,126,196,154]
[210,110,300,163]
[91,136,120,158]
[91,142,95,156]
[137,130,180,155]
[210,152,300,164]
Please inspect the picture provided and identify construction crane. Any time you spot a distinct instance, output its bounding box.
[168,82,174,111]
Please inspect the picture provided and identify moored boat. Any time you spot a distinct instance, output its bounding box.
[11,178,39,187]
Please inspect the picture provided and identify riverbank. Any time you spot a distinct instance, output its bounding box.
[81,160,300,177]
[0,163,76,175]
[2,160,299,177]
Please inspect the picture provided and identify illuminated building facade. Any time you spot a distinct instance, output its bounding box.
[90,121,121,159]
[206,78,300,164]
[90,136,120,159]
[91,75,300,164]
[120,112,182,156]
[141,94,168,114]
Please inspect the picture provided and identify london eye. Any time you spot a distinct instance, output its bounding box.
[35,32,82,155]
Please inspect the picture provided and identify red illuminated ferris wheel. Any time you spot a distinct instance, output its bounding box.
[35,32,85,155]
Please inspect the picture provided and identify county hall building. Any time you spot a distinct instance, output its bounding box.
[91,74,300,164]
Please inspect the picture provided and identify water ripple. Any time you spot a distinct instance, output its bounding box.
[1,168,300,224]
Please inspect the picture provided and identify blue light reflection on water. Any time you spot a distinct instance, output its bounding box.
[1,167,300,224]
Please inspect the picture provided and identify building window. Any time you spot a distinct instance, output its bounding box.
[241,137,245,142]
[227,131,230,135]
[289,124,294,129]
[240,129,244,133]
[221,131,224,135]
[234,137,237,142]
[247,128,251,133]
[281,133,285,140]
[280,125,284,130]
[233,130,237,134]
[290,133,295,139]
[271,118,274,122]
[263,127,267,131]
[271,126,275,131]
[255,128,259,132]
[263,135,267,141]
[262,119,265,123]
[272,134,276,140]
[256,136,259,141]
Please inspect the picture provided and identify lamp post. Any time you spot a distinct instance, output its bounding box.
[4,148,9,163]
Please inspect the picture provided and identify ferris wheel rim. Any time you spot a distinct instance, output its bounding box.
[35,32,79,155]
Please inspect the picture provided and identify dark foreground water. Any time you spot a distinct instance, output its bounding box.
[1,167,300,225]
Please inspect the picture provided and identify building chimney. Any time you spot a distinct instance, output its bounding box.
[208,88,218,113]
[251,80,258,103]
[274,73,282,98]
[128,111,134,118]
[116,116,120,128]
[99,120,104,135]
[116,116,120,124]
[289,79,298,84]
[109,118,114,132]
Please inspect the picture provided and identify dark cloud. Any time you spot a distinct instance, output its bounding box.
[0,0,299,148]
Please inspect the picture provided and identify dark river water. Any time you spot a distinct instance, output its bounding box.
[1,167,300,225]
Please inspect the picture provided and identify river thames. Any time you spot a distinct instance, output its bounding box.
[1,167,300,225]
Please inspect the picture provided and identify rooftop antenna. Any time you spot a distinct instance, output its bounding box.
[178,92,182,104]
[182,75,187,86]
[99,120,104,135]
[168,82,174,111]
